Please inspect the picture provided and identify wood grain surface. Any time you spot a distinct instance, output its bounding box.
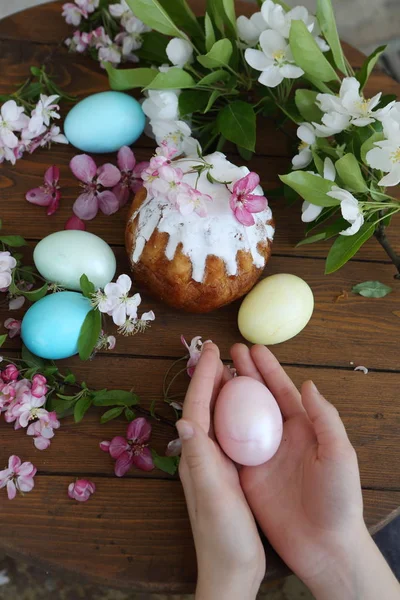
[0,0,399,593]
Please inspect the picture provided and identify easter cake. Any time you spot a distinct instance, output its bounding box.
[125,151,274,313]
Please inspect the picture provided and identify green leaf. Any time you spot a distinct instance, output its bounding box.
[147,67,196,90]
[47,397,75,418]
[378,94,397,109]
[360,131,385,165]
[179,90,209,117]
[206,0,236,36]
[279,172,337,206]
[43,366,59,377]
[312,150,324,176]
[325,222,375,274]
[204,13,216,52]
[136,31,169,63]
[158,0,203,37]
[335,153,368,192]
[221,0,236,31]
[104,63,157,90]
[151,450,179,475]
[125,407,136,421]
[197,39,233,69]
[0,334,7,348]
[296,232,327,247]
[316,0,347,74]
[74,395,93,423]
[30,66,42,76]
[80,274,95,299]
[93,389,139,407]
[78,309,102,361]
[21,345,46,369]
[22,283,48,302]
[198,70,230,86]
[217,100,256,152]
[356,46,386,90]
[64,372,76,384]
[127,0,186,37]
[352,280,392,298]
[203,90,223,113]
[100,406,124,424]
[290,20,339,82]
[295,89,323,122]
[0,235,27,247]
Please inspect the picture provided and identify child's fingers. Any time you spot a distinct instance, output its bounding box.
[177,419,220,494]
[183,343,220,431]
[301,380,352,457]
[231,343,264,383]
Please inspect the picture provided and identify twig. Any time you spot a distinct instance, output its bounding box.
[374,220,400,279]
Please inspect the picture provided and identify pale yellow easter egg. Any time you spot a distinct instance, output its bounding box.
[238,273,314,345]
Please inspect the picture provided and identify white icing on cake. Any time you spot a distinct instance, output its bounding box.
[129,152,275,283]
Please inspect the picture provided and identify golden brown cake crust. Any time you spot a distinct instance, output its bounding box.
[126,187,273,313]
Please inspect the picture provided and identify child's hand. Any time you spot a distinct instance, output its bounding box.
[177,343,265,600]
[231,344,366,592]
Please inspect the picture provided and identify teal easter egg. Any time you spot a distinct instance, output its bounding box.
[64,91,145,153]
[21,292,92,360]
[33,230,116,291]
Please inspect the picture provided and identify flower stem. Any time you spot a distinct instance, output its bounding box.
[374,219,400,279]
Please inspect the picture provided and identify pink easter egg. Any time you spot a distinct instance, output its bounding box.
[214,376,283,466]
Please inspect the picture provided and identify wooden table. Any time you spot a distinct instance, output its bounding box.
[0,0,399,593]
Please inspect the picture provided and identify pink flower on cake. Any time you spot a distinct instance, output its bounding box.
[0,455,36,500]
[26,165,61,216]
[141,155,170,187]
[109,417,154,476]
[65,214,86,230]
[4,318,21,339]
[149,164,184,202]
[181,335,206,377]
[27,411,60,450]
[112,146,149,207]
[68,479,96,502]
[176,186,211,218]
[229,172,267,226]
[62,2,87,26]
[70,154,121,220]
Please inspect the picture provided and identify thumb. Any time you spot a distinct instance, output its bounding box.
[301,380,351,457]
[177,419,219,493]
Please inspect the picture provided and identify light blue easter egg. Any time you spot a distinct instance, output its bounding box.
[33,230,116,291]
[21,292,92,360]
[64,91,145,153]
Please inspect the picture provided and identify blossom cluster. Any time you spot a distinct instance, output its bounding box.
[92,273,155,335]
[0,97,67,165]
[63,0,150,67]
[0,365,60,450]
[240,0,329,88]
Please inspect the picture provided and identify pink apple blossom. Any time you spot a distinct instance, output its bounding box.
[176,185,211,217]
[65,30,93,53]
[70,154,121,220]
[109,417,154,476]
[27,411,60,450]
[0,381,16,410]
[0,455,36,500]
[75,0,99,14]
[150,164,184,203]
[1,364,19,383]
[4,318,21,339]
[26,165,61,216]
[31,374,48,398]
[112,146,149,207]
[99,440,111,452]
[65,214,86,230]
[229,172,267,226]
[181,335,206,377]
[156,140,179,160]
[68,479,96,502]
[62,2,87,26]
[15,393,47,428]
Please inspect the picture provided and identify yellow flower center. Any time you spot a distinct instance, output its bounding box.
[272,50,285,62]
[391,147,400,163]
[355,98,371,115]
[298,141,309,151]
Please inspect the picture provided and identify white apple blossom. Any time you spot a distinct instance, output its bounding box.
[313,78,395,137]
[292,123,317,169]
[28,95,60,135]
[166,38,194,68]
[103,274,143,326]
[366,103,400,187]
[142,90,180,121]
[150,119,200,157]
[245,30,304,88]
[62,2,87,26]
[118,310,155,336]
[0,100,29,149]
[236,13,267,46]
[327,186,364,235]
[301,157,336,222]
[75,0,99,13]
[261,0,329,51]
